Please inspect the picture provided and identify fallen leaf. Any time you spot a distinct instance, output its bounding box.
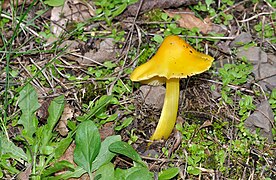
[50,0,95,37]
[99,122,115,141]
[199,120,212,129]
[165,9,212,34]
[16,165,32,180]
[60,142,74,164]
[56,104,73,136]
[37,98,52,123]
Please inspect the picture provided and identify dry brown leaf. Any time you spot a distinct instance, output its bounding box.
[37,98,52,123]
[58,143,75,164]
[16,165,32,180]
[165,9,213,34]
[50,0,95,37]
[57,143,89,179]
[56,104,73,136]
[199,120,213,129]
[99,122,115,141]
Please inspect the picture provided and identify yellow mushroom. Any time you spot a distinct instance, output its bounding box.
[130,35,214,141]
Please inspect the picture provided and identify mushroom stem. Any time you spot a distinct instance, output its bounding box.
[150,78,180,140]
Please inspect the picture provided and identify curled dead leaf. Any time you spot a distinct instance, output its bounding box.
[99,122,115,141]
[56,104,73,136]
[165,9,227,34]
[16,165,32,180]
[50,0,95,37]
[165,9,211,34]
[199,120,213,129]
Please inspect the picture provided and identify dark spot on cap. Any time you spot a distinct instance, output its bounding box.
[190,50,193,54]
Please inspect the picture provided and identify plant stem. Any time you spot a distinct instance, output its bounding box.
[150,78,179,140]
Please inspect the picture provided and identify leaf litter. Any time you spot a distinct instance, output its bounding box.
[1,0,276,179]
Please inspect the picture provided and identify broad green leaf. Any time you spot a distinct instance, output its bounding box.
[95,162,115,180]
[41,95,65,149]
[114,167,153,180]
[54,135,73,160]
[158,167,179,180]
[48,166,86,179]
[125,167,153,180]
[0,134,27,161]
[47,95,65,131]
[114,168,127,180]
[109,141,145,166]
[18,83,40,139]
[44,0,64,6]
[74,121,101,173]
[42,160,74,177]
[92,135,121,171]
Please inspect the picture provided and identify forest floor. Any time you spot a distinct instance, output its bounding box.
[0,0,276,179]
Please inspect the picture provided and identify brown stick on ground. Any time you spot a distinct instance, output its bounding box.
[120,0,200,17]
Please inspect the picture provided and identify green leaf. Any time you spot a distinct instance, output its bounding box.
[125,167,153,180]
[92,135,121,171]
[187,166,201,175]
[95,162,115,180]
[40,95,65,150]
[54,135,73,160]
[158,167,180,180]
[153,35,163,44]
[115,117,133,131]
[109,141,145,166]
[44,0,64,6]
[42,160,74,177]
[114,167,153,180]
[74,121,101,173]
[0,161,19,174]
[171,28,182,35]
[0,134,27,161]
[114,168,127,180]
[78,95,113,121]
[112,3,127,18]
[205,0,214,9]
[47,95,65,131]
[41,145,54,155]
[49,166,86,179]
[18,84,40,139]
[161,13,168,21]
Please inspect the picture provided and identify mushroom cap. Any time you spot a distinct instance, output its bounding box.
[130,35,214,85]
